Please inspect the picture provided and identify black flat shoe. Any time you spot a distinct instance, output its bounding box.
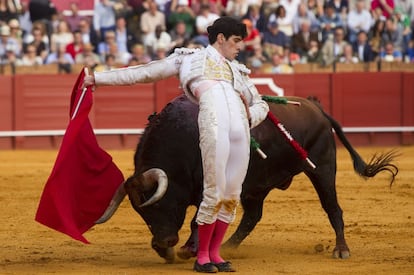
[213,261,236,272]
[193,261,218,273]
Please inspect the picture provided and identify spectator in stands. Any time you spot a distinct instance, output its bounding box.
[50,20,74,53]
[262,21,290,59]
[318,2,344,42]
[291,18,320,58]
[321,26,349,65]
[16,43,43,66]
[268,4,295,38]
[246,44,268,71]
[122,0,146,42]
[0,23,20,58]
[282,44,301,65]
[280,0,302,20]
[66,30,83,60]
[371,0,395,20]
[95,53,117,72]
[369,18,386,59]
[115,16,137,54]
[292,2,320,34]
[263,51,294,74]
[93,0,117,41]
[168,0,195,37]
[0,25,20,59]
[241,4,268,34]
[24,25,48,62]
[194,3,220,47]
[346,0,373,44]
[45,44,74,73]
[129,43,152,64]
[18,1,32,38]
[394,0,414,30]
[98,30,116,62]
[380,40,403,61]
[169,20,191,50]
[1,45,19,65]
[152,41,169,60]
[0,0,21,24]
[382,17,404,52]
[65,2,85,32]
[78,18,99,53]
[127,56,140,66]
[352,30,375,62]
[28,0,56,38]
[145,24,172,58]
[75,42,100,68]
[338,44,360,63]
[307,0,324,18]
[406,38,414,62]
[393,7,412,53]
[140,0,166,43]
[191,0,222,16]
[326,0,348,21]
[8,19,23,53]
[305,38,323,63]
[225,0,249,20]
[107,41,132,65]
[238,18,261,63]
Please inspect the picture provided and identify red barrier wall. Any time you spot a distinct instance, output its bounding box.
[331,72,413,146]
[13,74,77,148]
[402,73,414,145]
[94,84,155,148]
[2,72,413,149]
[0,76,13,149]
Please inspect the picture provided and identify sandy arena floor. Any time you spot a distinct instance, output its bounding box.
[0,146,413,274]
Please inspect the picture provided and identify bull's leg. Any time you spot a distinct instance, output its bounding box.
[224,192,268,248]
[177,212,198,260]
[305,167,350,259]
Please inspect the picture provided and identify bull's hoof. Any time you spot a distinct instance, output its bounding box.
[332,246,350,259]
[164,247,175,264]
[177,245,197,260]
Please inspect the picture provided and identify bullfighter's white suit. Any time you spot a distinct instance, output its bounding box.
[94,45,269,225]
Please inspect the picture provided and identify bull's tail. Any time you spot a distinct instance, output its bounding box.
[307,97,399,185]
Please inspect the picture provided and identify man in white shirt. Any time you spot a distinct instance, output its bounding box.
[347,0,373,44]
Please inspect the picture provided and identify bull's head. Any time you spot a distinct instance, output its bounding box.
[123,168,188,263]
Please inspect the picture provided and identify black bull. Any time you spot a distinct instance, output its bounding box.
[97,94,398,262]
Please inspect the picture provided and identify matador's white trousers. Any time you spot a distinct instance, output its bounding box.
[195,81,250,225]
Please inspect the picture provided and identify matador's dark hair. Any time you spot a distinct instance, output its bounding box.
[207,16,247,45]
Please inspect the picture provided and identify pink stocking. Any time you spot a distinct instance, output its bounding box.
[209,219,229,263]
[197,222,216,265]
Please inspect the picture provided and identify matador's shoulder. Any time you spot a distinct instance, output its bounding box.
[174,47,202,55]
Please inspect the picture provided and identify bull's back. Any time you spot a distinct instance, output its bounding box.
[246,96,334,191]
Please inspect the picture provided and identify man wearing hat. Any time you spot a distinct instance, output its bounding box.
[83,16,269,273]
[0,25,21,58]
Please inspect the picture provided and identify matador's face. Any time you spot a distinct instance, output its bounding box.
[217,34,244,61]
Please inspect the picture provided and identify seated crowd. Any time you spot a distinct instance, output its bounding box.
[0,0,413,74]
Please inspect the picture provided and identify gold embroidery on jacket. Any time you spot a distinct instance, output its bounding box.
[204,57,233,82]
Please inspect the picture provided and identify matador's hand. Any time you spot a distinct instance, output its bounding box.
[82,75,96,91]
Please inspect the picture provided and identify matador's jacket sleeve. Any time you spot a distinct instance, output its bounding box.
[230,61,269,129]
[94,52,185,86]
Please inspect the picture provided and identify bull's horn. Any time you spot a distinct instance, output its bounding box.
[139,168,168,207]
[95,182,126,224]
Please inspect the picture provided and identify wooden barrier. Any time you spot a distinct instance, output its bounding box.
[0,71,413,149]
